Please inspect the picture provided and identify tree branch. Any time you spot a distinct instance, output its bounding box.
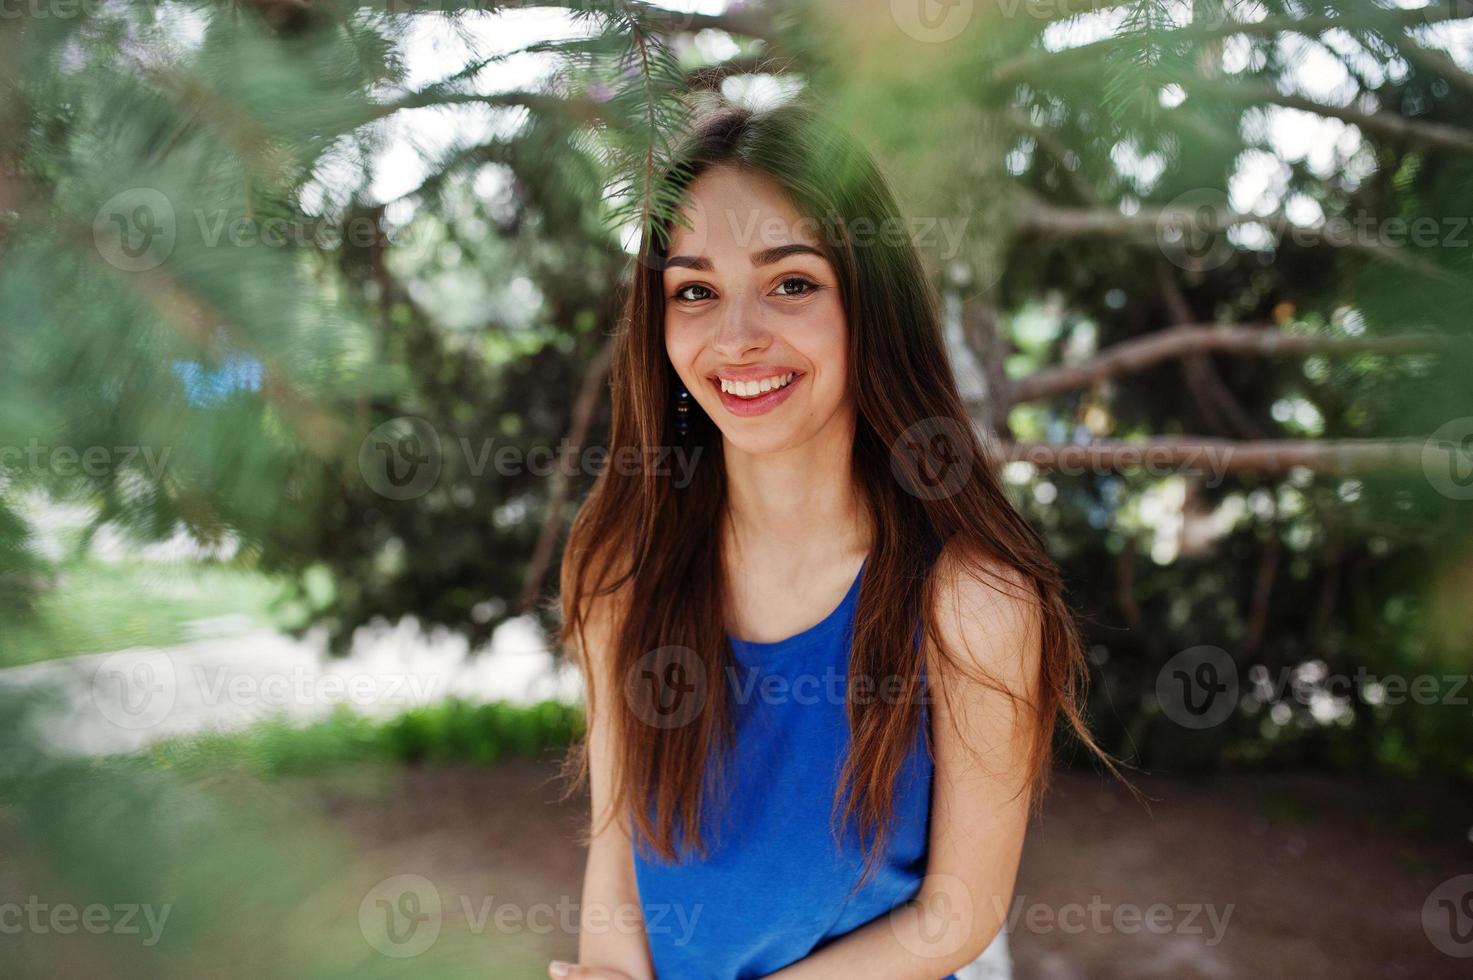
[1015,194,1468,286]
[1006,323,1456,406]
[1244,534,1279,658]
[518,336,615,614]
[1158,261,1262,439]
[989,5,1471,89]
[1397,35,1473,100]
[1181,76,1473,157]
[685,53,798,91]
[364,88,601,128]
[374,0,776,41]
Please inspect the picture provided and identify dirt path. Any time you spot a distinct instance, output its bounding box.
[296,758,1472,979]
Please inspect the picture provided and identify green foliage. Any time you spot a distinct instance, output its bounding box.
[1,557,291,668]
[144,698,585,778]
[549,1,699,243]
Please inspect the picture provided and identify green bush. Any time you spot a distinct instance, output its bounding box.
[144,699,586,779]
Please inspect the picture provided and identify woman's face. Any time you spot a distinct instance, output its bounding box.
[662,165,850,457]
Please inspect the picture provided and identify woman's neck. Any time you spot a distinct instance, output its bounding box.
[720,418,872,568]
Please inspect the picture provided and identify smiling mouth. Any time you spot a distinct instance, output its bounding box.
[713,371,802,399]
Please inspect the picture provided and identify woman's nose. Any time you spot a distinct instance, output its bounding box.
[711,291,770,358]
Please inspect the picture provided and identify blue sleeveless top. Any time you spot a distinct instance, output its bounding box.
[631,555,956,980]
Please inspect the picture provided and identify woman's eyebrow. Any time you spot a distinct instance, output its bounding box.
[663,242,826,272]
[751,243,825,267]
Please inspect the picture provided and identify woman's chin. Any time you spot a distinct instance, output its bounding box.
[717,425,806,458]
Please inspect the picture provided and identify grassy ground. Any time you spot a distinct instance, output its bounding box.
[2,558,292,668]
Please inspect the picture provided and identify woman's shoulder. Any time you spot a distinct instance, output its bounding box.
[930,538,1036,602]
[927,538,1042,680]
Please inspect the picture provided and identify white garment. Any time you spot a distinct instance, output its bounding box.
[953,928,1011,980]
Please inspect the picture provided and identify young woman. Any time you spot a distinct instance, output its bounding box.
[550,99,1118,980]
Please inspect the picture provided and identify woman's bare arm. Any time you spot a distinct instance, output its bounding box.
[553,579,656,980]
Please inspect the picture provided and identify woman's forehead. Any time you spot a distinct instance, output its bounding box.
[671,166,813,240]
[666,166,821,258]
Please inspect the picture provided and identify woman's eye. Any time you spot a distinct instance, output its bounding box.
[773,276,818,297]
[673,284,714,302]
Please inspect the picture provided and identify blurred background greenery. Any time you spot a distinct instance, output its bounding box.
[2,1,1472,977]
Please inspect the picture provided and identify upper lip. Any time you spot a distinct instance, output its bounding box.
[708,365,803,382]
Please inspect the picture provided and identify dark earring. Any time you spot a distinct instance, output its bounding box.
[674,385,691,437]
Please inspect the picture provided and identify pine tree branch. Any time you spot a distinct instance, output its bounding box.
[87,251,345,459]
[633,1,777,42]
[137,65,299,187]
[390,140,519,204]
[686,53,799,91]
[989,4,1471,89]
[1004,324,1458,406]
[4,152,342,464]
[365,88,601,126]
[383,0,778,40]
[628,14,660,233]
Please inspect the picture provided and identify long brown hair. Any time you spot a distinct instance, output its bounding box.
[556,97,1124,890]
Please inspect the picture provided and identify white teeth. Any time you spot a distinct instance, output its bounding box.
[719,372,795,398]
